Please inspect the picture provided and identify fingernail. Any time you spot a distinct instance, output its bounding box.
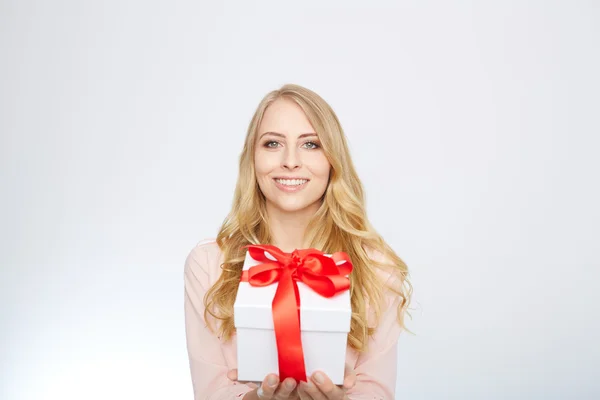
[285,380,296,389]
[313,372,324,384]
[267,375,278,387]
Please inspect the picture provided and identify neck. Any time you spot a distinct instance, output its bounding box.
[266,202,319,252]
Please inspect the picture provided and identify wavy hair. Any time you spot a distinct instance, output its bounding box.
[204,84,412,351]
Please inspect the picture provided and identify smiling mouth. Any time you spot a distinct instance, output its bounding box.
[274,178,309,187]
[272,178,310,193]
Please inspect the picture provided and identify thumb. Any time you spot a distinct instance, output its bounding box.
[342,364,357,390]
[227,369,238,381]
[227,369,259,389]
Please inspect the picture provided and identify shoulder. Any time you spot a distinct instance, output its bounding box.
[184,238,224,288]
[363,245,404,292]
[361,245,408,331]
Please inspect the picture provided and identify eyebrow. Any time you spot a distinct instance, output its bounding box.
[259,132,318,140]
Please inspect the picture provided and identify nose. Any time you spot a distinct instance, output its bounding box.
[282,146,301,170]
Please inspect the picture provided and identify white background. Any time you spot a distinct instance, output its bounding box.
[1,1,599,399]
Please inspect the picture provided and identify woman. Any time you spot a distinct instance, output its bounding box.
[184,84,411,399]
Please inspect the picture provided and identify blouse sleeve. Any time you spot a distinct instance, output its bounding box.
[184,244,255,399]
[346,269,405,399]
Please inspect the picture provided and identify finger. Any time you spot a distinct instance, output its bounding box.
[227,369,259,389]
[312,371,346,399]
[299,380,327,400]
[296,383,312,400]
[274,378,297,399]
[342,364,357,391]
[227,369,238,381]
[257,374,279,399]
[342,375,355,391]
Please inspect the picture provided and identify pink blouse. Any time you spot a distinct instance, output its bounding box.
[184,239,404,399]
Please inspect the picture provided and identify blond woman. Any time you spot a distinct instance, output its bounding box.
[184,84,411,399]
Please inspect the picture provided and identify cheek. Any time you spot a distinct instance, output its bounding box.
[254,152,276,177]
[309,154,331,180]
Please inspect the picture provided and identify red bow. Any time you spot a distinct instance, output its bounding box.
[240,244,353,382]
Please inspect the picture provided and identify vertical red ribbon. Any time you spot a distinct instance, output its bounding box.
[240,244,353,382]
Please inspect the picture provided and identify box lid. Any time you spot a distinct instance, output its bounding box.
[233,249,352,333]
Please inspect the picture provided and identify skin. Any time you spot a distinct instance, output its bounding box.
[231,98,356,399]
[228,367,357,400]
[253,97,331,253]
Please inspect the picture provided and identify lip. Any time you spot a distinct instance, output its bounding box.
[272,177,309,193]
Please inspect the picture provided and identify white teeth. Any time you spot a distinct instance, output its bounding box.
[275,179,308,186]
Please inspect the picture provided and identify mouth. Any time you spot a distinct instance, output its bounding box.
[272,177,309,192]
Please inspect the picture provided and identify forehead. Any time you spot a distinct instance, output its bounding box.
[258,98,316,136]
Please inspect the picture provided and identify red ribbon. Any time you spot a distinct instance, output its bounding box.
[240,244,353,382]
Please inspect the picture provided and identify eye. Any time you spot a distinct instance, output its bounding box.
[302,141,320,150]
[263,140,280,148]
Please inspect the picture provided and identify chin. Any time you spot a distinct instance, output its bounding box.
[274,203,309,213]
[271,199,321,214]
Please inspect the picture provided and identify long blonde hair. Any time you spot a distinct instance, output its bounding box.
[204,84,412,351]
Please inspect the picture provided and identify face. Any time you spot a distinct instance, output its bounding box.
[254,98,331,216]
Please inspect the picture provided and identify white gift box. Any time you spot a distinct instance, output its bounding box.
[233,248,351,384]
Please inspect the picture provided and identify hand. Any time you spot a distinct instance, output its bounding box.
[227,369,299,399]
[296,364,357,400]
